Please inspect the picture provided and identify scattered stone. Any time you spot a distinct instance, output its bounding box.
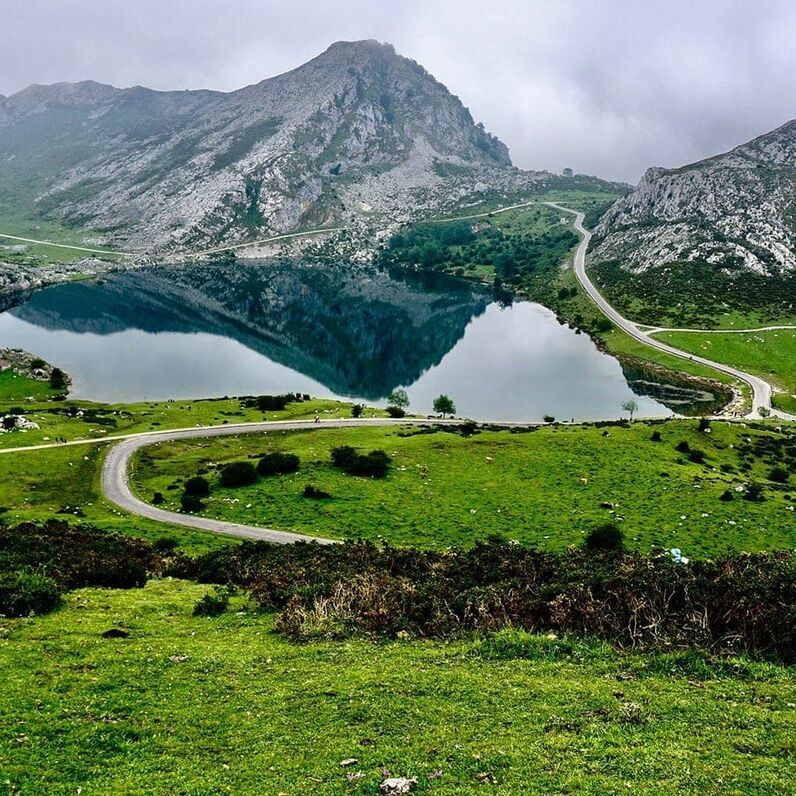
[379,777,417,795]
[339,758,358,768]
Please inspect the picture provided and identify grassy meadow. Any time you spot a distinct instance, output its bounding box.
[131,421,796,556]
[654,329,796,414]
[1,577,793,796]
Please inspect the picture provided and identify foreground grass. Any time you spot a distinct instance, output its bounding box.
[132,421,796,556]
[1,578,793,796]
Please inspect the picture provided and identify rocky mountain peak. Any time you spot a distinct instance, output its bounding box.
[0,41,519,253]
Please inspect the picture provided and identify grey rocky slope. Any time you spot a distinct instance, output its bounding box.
[0,40,546,255]
[591,120,796,276]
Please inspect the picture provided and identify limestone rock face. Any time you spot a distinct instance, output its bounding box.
[0,41,520,253]
[591,120,796,275]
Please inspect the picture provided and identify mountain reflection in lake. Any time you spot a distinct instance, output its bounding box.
[0,261,673,420]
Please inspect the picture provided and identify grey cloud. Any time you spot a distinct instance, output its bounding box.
[1,0,794,182]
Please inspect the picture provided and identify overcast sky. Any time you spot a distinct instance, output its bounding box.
[1,0,794,183]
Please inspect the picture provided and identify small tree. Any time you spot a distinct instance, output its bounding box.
[433,394,456,418]
[49,367,67,391]
[351,404,364,418]
[219,461,258,487]
[184,476,210,498]
[758,406,771,418]
[387,388,410,412]
[256,452,300,477]
[621,399,638,422]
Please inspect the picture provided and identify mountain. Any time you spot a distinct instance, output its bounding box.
[588,121,796,323]
[0,41,529,254]
[592,121,796,275]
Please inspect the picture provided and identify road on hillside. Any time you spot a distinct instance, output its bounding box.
[546,202,795,420]
[101,416,476,544]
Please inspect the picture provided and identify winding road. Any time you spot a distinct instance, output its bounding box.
[100,416,467,544]
[546,203,794,420]
[4,200,794,544]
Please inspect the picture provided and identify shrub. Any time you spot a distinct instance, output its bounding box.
[303,484,331,499]
[385,405,405,418]
[152,537,178,553]
[594,317,613,332]
[49,367,67,391]
[184,476,210,497]
[675,441,690,453]
[194,539,796,661]
[688,449,706,464]
[543,415,555,424]
[0,570,61,616]
[744,482,765,502]
[330,446,391,478]
[584,523,624,552]
[152,491,165,505]
[719,489,734,502]
[650,430,662,442]
[769,467,790,484]
[253,394,292,412]
[219,461,258,487]
[181,493,205,513]
[0,520,189,594]
[257,452,300,477]
[351,404,364,418]
[698,418,711,432]
[192,586,232,617]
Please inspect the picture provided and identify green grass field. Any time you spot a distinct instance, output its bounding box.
[654,329,796,414]
[131,421,796,556]
[0,392,360,451]
[0,369,61,403]
[1,577,793,796]
[0,204,122,265]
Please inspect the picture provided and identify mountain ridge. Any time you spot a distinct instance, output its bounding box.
[0,40,531,254]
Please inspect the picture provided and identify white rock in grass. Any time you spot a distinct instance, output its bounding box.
[380,777,418,795]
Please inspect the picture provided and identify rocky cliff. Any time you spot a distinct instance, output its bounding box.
[0,41,531,254]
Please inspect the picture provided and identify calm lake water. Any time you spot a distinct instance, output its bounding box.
[0,262,676,421]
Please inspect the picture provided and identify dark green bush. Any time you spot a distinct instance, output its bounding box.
[0,570,61,616]
[650,430,662,442]
[351,404,364,418]
[256,452,300,477]
[192,586,231,617]
[676,441,690,453]
[181,493,205,513]
[719,489,734,502]
[770,467,789,484]
[153,537,178,553]
[184,476,210,497]
[330,446,391,478]
[385,405,405,418]
[219,461,258,487]
[688,449,706,464]
[584,523,624,552]
[152,491,165,505]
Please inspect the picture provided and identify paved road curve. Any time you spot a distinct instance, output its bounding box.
[546,202,794,419]
[101,417,469,544]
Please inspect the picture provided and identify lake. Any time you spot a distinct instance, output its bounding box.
[0,261,695,420]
